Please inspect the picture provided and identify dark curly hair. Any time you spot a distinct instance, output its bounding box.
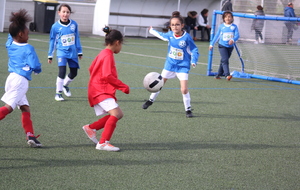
[9,9,32,37]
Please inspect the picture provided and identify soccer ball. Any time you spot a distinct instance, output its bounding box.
[143,72,164,92]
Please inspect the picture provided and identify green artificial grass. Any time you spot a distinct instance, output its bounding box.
[0,32,299,190]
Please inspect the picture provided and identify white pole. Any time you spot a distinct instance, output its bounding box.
[177,0,180,11]
[0,0,6,32]
[93,0,111,36]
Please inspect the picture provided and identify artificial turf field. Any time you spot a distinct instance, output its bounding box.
[0,32,299,189]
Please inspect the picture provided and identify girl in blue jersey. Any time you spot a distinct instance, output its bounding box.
[48,3,83,101]
[209,11,239,80]
[0,9,42,147]
[142,14,199,118]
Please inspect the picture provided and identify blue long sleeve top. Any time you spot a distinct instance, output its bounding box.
[210,23,240,48]
[48,19,82,59]
[6,34,42,81]
[149,28,199,73]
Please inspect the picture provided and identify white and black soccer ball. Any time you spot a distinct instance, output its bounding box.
[143,72,164,92]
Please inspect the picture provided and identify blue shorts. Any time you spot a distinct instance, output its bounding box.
[57,57,80,68]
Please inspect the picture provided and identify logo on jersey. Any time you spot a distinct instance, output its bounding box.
[230,26,235,31]
[70,24,76,32]
[179,40,186,48]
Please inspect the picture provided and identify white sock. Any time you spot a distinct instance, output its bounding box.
[63,76,73,86]
[182,92,191,111]
[56,77,64,93]
[149,91,161,102]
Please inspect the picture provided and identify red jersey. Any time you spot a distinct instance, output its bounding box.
[88,48,129,107]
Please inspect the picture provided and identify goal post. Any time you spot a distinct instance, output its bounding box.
[207,10,300,85]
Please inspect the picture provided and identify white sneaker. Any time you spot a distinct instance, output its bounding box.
[82,124,98,144]
[254,41,258,44]
[96,141,120,152]
[55,93,64,101]
[63,86,71,97]
[260,40,264,43]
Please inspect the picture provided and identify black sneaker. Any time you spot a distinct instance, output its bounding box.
[214,75,221,79]
[27,135,42,148]
[142,100,153,109]
[186,110,193,118]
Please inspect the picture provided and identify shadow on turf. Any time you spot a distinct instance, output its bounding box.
[0,142,298,169]
[0,157,187,169]
[119,141,299,151]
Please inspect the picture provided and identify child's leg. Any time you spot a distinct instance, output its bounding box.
[149,91,160,102]
[219,46,233,77]
[89,115,110,130]
[0,105,12,120]
[20,105,34,135]
[99,107,123,144]
[179,80,191,111]
[20,105,42,147]
[57,66,67,93]
[64,67,78,86]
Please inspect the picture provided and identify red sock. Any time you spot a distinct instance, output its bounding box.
[100,116,118,144]
[89,115,110,130]
[0,106,10,120]
[21,112,34,134]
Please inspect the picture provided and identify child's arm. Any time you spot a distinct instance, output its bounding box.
[189,39,199,68]
[149,27,170,42]
[209,26,221,50]
[75,22,83,59]
[6,34,13,48]
[48,25,56,63]
[233,25,240,43]
[28,46,42,74]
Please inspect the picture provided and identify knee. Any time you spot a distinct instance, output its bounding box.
[20,105,30,112]
[111,110,124,120]
[181,88,188,94]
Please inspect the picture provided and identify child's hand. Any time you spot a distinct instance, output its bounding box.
[209,46,213,51]
[191,63,196,68]
[229,39,234,45]
[48,59,52,64]
[122,85,130,94]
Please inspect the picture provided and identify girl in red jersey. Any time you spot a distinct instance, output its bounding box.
[82,26,130,152]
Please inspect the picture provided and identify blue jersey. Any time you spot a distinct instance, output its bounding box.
[210,23,239,48]
[48,19,83,59]
[6,34,42,81]
[150,28,199,73]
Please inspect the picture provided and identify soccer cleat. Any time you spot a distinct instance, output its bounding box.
[63,86,71,97]
[186,110,193,118]
[142,100,153,109]
[82,124,98,144]
[27,135,42,148]
[96,141,120,152]
[214,75,221,79]
[226,75,233,81]
[55,92,64,101]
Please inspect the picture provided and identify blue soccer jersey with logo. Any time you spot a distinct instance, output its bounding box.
[48,19,82,59]
[150,28,199,73]
[210,23,240,48]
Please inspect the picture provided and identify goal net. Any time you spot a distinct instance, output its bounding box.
[207,11,300,85]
